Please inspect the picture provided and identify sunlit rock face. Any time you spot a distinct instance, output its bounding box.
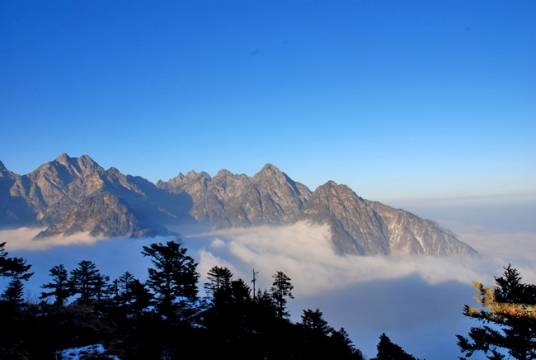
[160,166,476,256]
[0,154,188,238]
[1,154,476,256]
[158,163,311,227]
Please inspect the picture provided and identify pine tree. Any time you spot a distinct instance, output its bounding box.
[301,308,332,335]
[40,264,71,306]
[372,333,417,360]
[0,242,32,281]
[112,272,152,316]
[94,273,110,304]
[205,266,233,302]
[457,265,536,359]
[0,242,7,273]
[0,242,32,307]
[112,272,136,306]
[142,240,199,319]
[255,289,278,317]
[70,260,102,305]
[331,327,364,359]
[126,278,152,317]
[230,279,251,305]
[2,279,25,306]
[270,271,294,319]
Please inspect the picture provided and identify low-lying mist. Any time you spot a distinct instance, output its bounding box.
[1,198,535,359]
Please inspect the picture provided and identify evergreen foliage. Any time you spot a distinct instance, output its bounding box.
[40,265,71,306]
[0,238,426,360]
[457,265,536,359]
[372,333,417,360]
[142,240,198,319]
[271,271,294,319]
[70,260,104,305]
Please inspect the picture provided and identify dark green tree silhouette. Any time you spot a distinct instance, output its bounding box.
[457,265,536,359]
[301,308,332,335]
[205,266,233,301]
[230,279,251,304]
[331,328,364,359]
[142,240,198,319]
[112,272,152,316]
[112,272,136,305]
[40,264,71,306]
[0,242,32,306]
[271,271,294,318]
[0,242,33,280]
[70,260,103,305]
[94,273,110,304]
[2,279,25,306]
[126,278,152,317]
[372,333,417,360]
[0,242,7,273]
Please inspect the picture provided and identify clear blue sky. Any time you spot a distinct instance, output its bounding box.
[1,0,534,201]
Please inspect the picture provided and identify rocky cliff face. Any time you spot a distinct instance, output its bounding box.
[0,154,188,238]
[0,161,36,226]
[302,181,475,256]
[157,164,311,227]
[159,166,476,256]
[1,154,476,256]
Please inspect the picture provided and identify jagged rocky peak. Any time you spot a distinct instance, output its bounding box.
[35,153,104,182]
[254,163,293,186]
[2,154,477,257]
[106,166,122,177]
[255,163,284,177]
[55,152,72,164]
[157,169,211,192]
[215,169,234,178]
[310,180,364,205]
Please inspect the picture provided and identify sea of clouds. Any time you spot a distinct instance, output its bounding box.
[1,196,535,359]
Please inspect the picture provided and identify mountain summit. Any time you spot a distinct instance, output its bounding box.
[0,154,476,256]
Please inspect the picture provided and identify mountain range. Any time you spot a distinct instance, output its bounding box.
[0,154,476,256]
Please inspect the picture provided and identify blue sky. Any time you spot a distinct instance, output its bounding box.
[1,0,534,201]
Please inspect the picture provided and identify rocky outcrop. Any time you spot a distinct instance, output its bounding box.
[1,154,476,256]
[0,154,188,238]
[303,181,475,256]
[159,166,476,256]
[158,164,311,227]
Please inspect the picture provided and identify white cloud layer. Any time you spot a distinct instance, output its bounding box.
[2,219,535,359]
[0,227,104,251]
[187,221,536,296]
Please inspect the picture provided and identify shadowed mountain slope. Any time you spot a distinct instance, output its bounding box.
[0,155,476,256]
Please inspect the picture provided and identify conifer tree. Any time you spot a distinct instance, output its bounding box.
[271,271,294,318]
[0,242,32,281]
[126,278,152,317]
[0,242,7,273]
[2,279,25,306]
[372,333,417,360]
[331,327,364,359]
[457,265,536,359]
[230,279,251,305]
[40,264,71,306]
[112,272,136,306]
[205,266,233,302]
[112,272,152,316]
[301,308,332,335]
[94,272,110,304]
[70,260,102,305]
[142,240,198,319]
[0,242,32,307]
[372,334,416,360]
